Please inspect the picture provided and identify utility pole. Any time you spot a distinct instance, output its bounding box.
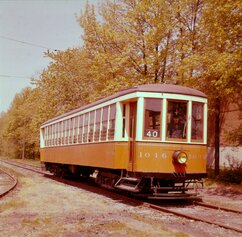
[214,98,220,176]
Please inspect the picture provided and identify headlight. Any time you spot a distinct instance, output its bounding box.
[173,151,188,164]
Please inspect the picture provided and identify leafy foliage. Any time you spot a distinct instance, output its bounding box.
[0,0,241,162]
[1,88,38,158]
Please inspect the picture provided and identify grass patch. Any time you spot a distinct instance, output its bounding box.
[22,217,52,226]
[0,199,26,212]
[130,212,189,237]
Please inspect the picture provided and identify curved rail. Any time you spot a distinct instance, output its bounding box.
[0,159,49,175]
[0,167,18,198]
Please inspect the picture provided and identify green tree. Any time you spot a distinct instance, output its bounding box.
[182,0,242,175]
[0,112,7,155]
[2,87,37,159]
[79,0,180,93]
[33,48,94,119]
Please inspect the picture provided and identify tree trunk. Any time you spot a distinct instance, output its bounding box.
[161,30,171,83]
[214,98,220,176]
[22,142,26,159]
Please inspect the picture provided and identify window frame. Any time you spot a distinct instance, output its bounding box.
[165,99,188,142]
[88,111,95,142]
[94,108,101,142]
[108,104,116,141]
[191,102,204,142]
[101,106,109,141]
[78,115,83,144]
[83,113,89,143]
[143,98,162,140]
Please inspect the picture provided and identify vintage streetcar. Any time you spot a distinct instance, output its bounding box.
[40,84,208,199]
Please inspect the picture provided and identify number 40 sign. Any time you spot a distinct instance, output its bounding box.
[145,129,160,138]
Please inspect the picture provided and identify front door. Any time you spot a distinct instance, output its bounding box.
[129,102,137,171]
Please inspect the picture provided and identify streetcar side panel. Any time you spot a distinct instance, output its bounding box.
[40,142,129,169]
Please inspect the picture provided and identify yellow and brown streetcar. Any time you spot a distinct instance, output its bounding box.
[40,84,208,199]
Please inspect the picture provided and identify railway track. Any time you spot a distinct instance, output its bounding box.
[0,159,49,175]
[1,159,241,234]
[144,201,242,234]
[0,167,18,198]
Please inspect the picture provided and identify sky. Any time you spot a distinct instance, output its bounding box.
[0,0,101,113]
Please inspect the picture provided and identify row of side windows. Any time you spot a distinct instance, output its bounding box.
[43,104,116,147]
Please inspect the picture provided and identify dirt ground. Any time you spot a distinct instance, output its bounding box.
[0,164,241,237]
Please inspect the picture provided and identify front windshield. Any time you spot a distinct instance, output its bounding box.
[192,102,204,140]
[166,101,187,139]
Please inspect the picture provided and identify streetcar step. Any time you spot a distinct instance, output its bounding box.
[114,184,141,192]
[114,177,142,192]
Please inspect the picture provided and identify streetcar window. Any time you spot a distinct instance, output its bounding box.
[72,117,75,144]
[56,123,58,145]
[89,111,95,142]
[67,119,70,144]
[108,104,116,140]
[70,119,73,143]
[192,102,204,140]
[69,118,74,144]
[78,115,83,143]
[166,101,187,139]
[48,125,51,146]
[144,99,161,139]
[49,125,53,146]
[61,121,64,145]
[54,124,57,145]
[83,113,89,143]
[56,123,59,145]
[58,122,61,145]
[65,120,69,144]
[73,117,78,143]
[49,126,51,146]
[101,106,109,141]
[51,124,54,146]
[44,127,48,146]
[54,123,57,145]
[50,125,53,146]
[94,109,101,142]
[53,123,56,145]
[122,104,126,138]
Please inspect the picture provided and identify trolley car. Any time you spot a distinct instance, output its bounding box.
[40,84,207,199]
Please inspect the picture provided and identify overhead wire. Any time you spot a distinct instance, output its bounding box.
[0,74,32,79]
[0,35,60,80]
[0,35,60,51]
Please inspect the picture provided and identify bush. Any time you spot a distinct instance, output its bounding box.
[218,167,242,184]
[207,155,242,184]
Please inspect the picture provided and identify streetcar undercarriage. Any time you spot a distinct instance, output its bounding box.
[43,162,205,200]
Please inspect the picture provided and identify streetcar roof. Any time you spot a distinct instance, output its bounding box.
[118,84,207,98]
[41,84,207,126]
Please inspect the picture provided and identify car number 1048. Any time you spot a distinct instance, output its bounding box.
[145,130,159,138]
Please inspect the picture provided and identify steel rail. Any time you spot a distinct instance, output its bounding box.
[0,160,49,176]
[195,201,242,214]
[143,202,242,234]
[0,167,18,198]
